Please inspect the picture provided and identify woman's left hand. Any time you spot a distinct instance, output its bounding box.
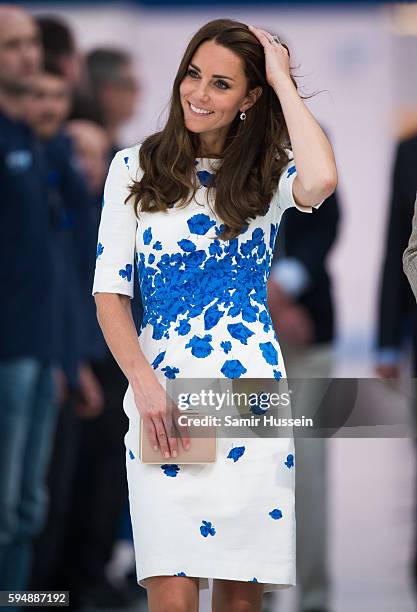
[248,24,291,89]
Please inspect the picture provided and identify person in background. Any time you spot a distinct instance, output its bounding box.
[0,5,59,594]
[26,22,142,606]
[375,134,417,590]
[268,190,340,612]
[36,15,96,122]
[36,16,81,87]
[44,48,145,610]
[376,135,417,380]
[24,67,106,594]
[39,117,143,609]
[85,47,140,150]
[403,197,417,301]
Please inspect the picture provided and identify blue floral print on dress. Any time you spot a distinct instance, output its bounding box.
[204,304,224,330]
[151,351,166,369]
[285,454,294,468]
[259,342,278,365]
[96,242,104,259]
[161,464,180,477]
[227,446,245,462]
[178,239,197,252]
[287,165,296,178]
[187,214,216,235]
[196,170,215,187]
[143,227,152,245]
[220,341,232,354]
[200,520,216,537]
[119,264,132,282]
[227,323,254,345]
[185,334,213,358]
[220,359,247,378]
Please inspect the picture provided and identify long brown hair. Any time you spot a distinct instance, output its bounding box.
[127,18,297,240]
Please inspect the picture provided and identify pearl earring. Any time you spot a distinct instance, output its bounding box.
[240,111,246,121]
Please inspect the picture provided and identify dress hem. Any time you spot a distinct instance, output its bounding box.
[136,560,296,592]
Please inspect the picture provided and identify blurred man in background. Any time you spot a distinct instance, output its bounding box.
[0,5,59,593]
[86,47,140,151]
[23,65,108,598]
[269,191,340,612]
[24,31,144,606]
[375,134,417,591]
[48,47,144,608]
[376,136,417,380]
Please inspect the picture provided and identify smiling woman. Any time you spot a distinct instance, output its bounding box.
[92,16,337,612]
[127,19,314,241]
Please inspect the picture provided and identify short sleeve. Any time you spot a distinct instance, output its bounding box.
[92,149,138,298]
[274,155,324,215]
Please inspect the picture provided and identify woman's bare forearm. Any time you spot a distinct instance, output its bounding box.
[94,293,155,393]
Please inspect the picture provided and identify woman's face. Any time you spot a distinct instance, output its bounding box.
[179,40,260,148]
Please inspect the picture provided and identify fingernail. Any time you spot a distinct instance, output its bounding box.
[153,446,158,452]
[172,450,177,457]
[165,452,170,458]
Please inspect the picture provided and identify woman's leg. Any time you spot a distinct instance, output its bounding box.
[145,575,200,612]
[211,578,265,612]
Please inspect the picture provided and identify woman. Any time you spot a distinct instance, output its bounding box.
[92,18,337,612]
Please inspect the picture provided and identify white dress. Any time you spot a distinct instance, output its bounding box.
[92,144,322,592]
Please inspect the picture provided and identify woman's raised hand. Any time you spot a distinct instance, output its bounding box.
[248,24,291,89]
[133,374,191,459]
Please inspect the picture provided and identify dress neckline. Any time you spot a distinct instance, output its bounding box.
[195,157,222,170]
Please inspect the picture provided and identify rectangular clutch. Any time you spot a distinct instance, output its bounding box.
[139,413,217,464]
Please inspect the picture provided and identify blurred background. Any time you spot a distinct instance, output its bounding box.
[1,1,417,611]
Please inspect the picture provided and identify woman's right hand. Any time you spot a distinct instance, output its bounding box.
[133,374,191,459]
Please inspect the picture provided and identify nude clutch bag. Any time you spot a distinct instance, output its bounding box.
[139,412,217,464]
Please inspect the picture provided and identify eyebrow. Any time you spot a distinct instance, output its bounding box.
[189,63,235,82]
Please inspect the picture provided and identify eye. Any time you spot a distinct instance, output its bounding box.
[215,79,229,90]
[187,68,199,79]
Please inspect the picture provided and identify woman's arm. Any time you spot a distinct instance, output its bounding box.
[272,78,337,208]
[403,196,417,302]
[92,150,188,458]
[248,25,338,208]
[95,292,189,458]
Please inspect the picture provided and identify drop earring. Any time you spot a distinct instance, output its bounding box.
[240,111,246,121]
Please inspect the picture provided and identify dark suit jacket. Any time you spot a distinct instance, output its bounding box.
[273,192,340,344]
[377,134,417,354]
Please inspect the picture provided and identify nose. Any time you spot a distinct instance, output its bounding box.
[195,79,210,101]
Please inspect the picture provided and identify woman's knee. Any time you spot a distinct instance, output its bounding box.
[145,575,199,612]
[212,579,264,612]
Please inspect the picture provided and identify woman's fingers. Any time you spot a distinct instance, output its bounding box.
[137,384,192,459]
[248,24,271,47]
[155,415,172,458]
[249,24,284,49]
[144,417,159,452]
[163,407,179,458]
[172,403,191,451]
